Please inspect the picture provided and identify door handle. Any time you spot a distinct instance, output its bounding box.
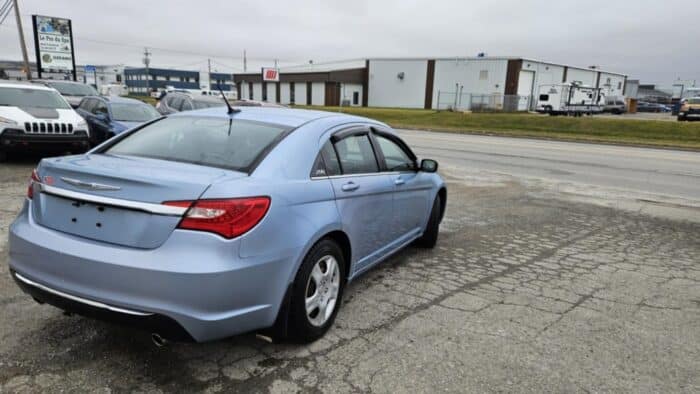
[341,182,359,192]
[394,177,405,186]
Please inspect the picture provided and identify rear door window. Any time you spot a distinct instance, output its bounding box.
[104,117,289,172]
[333,134,378,175]
[179,98,193,111]
[311,141,342,177]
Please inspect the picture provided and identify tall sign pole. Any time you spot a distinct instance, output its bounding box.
[143,47,151,94]
[13,0,32,80]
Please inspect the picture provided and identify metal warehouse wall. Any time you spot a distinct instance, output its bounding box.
[368,60,427,108]
[565,68,598,87]
[598,72,626,97]
[431,59,509,109]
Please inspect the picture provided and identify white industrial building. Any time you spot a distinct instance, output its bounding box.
[233,57,627,111]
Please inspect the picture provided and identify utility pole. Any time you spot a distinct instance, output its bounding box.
[274,59,278,69]
[12,0,31,80]
[142,47,151,94]
[207,58,211,90]
[243,50,247,72]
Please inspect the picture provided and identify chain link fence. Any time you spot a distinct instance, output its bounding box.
[435,91,533,112]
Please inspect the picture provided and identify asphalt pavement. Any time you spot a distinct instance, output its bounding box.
[1,134,699,393]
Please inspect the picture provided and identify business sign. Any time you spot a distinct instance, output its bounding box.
[32,15,77,79]
[262,67,279,82]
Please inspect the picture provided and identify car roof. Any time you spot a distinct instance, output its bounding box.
[103,96,147,105]
[170,106,382,129]
[0,81,56,91]
[33,79,87,85]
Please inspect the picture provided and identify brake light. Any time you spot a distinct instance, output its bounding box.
[163,197,270,239]
[27,169,39,199]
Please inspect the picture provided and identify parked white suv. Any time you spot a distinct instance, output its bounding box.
[0,82,90,161]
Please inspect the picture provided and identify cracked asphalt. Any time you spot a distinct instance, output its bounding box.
[1,138,699,392]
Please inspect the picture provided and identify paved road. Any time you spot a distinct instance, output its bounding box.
[400,129,700,206]
[1,136,699,392]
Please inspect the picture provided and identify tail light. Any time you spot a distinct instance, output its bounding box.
[27,169,39,199]
[163,197,270,239]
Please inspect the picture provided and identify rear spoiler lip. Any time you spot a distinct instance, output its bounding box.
[37,182,187,217]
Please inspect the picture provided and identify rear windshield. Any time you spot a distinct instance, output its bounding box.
[193,99,225,110]
[0,87,71,109]
[46,82,98,96]
[111,103,160,122]
[104,116,289,171]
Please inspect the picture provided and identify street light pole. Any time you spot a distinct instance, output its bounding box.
[12,0,31,80]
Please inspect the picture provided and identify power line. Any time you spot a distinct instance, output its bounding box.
[0,0,13,26]
[0,21,299,64]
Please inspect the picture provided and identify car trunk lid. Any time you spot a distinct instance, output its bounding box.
[32,153,245,248]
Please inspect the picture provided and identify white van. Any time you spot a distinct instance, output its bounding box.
[0,82,90,161]
[536,83,603,116]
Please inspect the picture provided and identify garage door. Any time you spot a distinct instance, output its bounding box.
[517,70,535,111]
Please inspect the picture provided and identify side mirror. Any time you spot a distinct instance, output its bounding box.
[420,159,438,173]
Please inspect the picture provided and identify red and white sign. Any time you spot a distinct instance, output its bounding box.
[262,67,280,82]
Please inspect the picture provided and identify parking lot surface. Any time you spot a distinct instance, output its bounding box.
[1,133,699,392]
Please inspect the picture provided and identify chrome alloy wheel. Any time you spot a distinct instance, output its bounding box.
[305,255,340,327]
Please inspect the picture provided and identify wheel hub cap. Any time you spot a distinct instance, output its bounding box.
[305,255,340,327]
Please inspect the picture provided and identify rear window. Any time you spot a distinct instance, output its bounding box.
[104,116,289,172]
[193,99,225,109]
[110,103,160,122]
[46,82,97,96]
[0,87,71,109]
[539,94,549,101]
[688,98,700,104]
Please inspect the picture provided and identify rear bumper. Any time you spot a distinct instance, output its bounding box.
[12,271,195,341]
[8,201,298,342]
[1,129,90,152]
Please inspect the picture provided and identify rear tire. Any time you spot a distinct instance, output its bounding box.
[416,196,441,248]
[288,239,345,343]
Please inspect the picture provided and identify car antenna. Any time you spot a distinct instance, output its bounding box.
[218,84,239,115]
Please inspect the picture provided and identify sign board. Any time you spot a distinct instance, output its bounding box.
[262,67,280,82]
[84,65,96,72]
[32,15,77,80]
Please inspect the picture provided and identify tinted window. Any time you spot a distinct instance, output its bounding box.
[179,98,193,111]
[539,94,549,101]
[311,142,341,177]
[105,117,288,172]
[375,134,415,171]
[93,100,108,115]
[0,87,71,109]
[334,134,378,175]
[111,103,160,122]
[193,99,225,109]
[168,95,184,110]
[79,98,96,112]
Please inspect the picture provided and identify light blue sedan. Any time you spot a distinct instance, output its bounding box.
[8,105,446,343]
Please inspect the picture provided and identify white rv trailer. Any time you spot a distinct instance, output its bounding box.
[536,83,603,116]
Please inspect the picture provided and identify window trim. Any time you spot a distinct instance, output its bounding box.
[370,128,418,172]
[311,125,420,180]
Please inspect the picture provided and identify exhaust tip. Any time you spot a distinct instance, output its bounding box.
[151,333,168,347]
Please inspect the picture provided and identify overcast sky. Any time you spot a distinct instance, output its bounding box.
[1,0,698,85]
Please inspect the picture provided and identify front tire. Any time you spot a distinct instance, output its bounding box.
[416,196,442,248]
[289,239,345,343]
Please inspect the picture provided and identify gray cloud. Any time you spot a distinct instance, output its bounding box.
[1,0,698,85]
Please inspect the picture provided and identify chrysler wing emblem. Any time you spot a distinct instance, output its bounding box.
[60,177,122,191]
